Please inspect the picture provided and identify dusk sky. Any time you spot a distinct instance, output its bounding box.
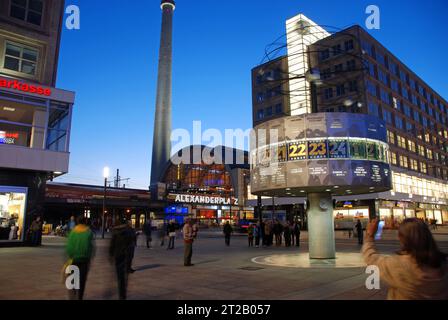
[55,0,448,189]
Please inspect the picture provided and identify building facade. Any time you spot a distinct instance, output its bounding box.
[160,145,253,226]
[250,14,448,228]
[0,0,75,245]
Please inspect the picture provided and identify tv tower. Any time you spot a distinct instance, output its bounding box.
[150,0,175,188]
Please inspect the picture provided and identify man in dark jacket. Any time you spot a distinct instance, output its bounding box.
[143,219,152,249]
[356,219,364,245]
[109,218,133,300]
[223,221,233,246]
[294,222,301,247]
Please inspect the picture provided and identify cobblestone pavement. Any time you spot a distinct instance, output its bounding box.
[0,229,447,300]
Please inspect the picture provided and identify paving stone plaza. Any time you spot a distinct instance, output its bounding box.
[1,228,447,300]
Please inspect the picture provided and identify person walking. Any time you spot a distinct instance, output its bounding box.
[143,219,153,249]
[290,222,295,246]
[284,222,291,247]
[294,222,301,247]
[247,223,254,247]
[109,218,133,300]
[223,221,233,246]
[167,220,176,250]
[254,222,260,248]
[355,219,364,245]
[183,219,195,266]
[363,218,448,299]
[126,221,137,273]
[67,216,76,233]
[30,216,43,246]
[65,216,95,300]
[159,223,167,246]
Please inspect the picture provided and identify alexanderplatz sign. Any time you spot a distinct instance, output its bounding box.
[250,113,392,259]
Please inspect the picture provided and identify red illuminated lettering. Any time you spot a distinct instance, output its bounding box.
[0,78,52,96]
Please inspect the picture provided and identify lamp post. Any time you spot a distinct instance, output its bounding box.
[102,166,110,239]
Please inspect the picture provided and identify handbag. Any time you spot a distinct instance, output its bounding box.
[169,232,176,237]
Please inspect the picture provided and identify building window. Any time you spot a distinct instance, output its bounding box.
[344,40,354,51]
[275,104,282,114]
[410,159,418,171]
[378,69,388,86]
[322,68,331,80]
[389,61,398,76]
[256,109,264,120]
[332,44,342,56]
[366,80,377,97]
[3,42,38,76]
[399,155,408,168]
[334,64,343,73]
[409,78,416,90]
[336,84,345,96]
[427,149,433,160]
[399,70,407,83]
[420,162,427,174]
[10,0,43,26]
[361,40,373,56]
[346,60,356,71]
[390,152,397,165]
[395,116,403,130]
[380,89,390,105]
[406,122,413,133]
[397,135,406,149]
[265,106,273,116]
[368,61,375,77]
[348,80,357,92]
[256,92,264,103]
[393,97,401,111]
[324,88,333,100]
[403,104,411,117]
[368,101,379,117]
[402,87,409,100]
[376,52,386,66]
[391,79,399,92]
[418,145,425,157]
[407,140,416,153]
[387,130,395,144]
[320,49,330,61]
[413,110,420,122]
[382,109,392,124]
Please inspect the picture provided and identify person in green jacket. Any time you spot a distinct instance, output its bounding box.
[65,216,94,300]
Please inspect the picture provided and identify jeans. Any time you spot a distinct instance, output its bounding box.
[184,242,193,266]
[168,236,175,249]
[225,235,231,246]
[255,236,260,246]
[68,260,90,300]
[146,235,152,248]
[115,255,128,300]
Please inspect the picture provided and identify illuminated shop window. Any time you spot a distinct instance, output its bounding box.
[0,187,27,242]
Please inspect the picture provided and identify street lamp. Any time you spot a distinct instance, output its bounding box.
[102,166,110,239]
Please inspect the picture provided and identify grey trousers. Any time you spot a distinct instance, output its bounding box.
[184,242,193,266]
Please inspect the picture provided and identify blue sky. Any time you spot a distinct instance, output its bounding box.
[55,0,448,188]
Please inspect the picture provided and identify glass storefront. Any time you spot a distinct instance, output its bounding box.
[0,186,27,241]
[334,207,369,229]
